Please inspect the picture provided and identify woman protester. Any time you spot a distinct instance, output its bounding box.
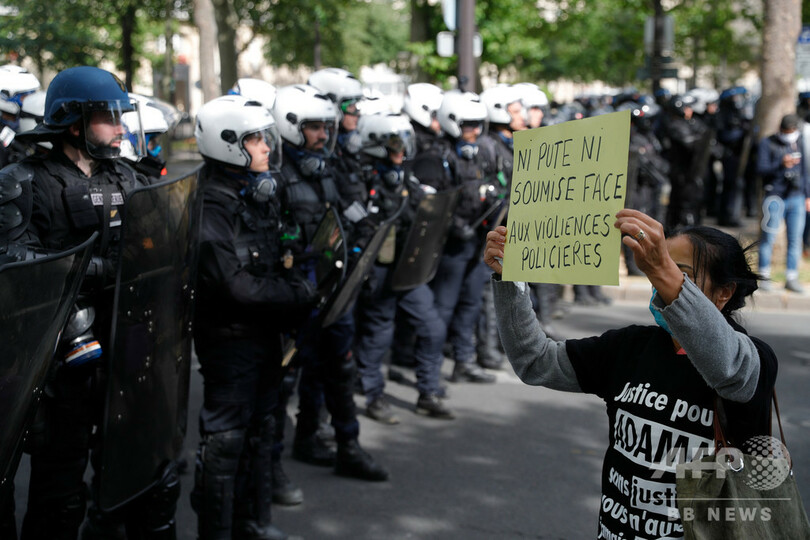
[484,208,777,539]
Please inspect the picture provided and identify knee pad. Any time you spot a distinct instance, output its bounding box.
[200,429,246,475]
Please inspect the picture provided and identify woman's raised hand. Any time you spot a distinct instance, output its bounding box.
[484,226,507,275]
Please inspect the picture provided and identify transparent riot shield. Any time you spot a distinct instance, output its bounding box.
[319,196,406,328]
[390,188,459,292]
[308,207,347,299]
[97,166,203,511]
[0,234,95,502]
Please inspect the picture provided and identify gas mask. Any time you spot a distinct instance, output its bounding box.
[456,141,478,160]
[244,171,277,203]
[378,163,404,188]
[338,130,363,155]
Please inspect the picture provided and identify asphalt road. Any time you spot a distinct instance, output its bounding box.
[14,297,810,539]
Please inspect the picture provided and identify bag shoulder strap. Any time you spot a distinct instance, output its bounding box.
[714,390,790,467]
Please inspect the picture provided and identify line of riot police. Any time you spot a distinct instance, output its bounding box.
[0,61,779,540]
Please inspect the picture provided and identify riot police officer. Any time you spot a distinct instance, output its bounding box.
[663,94,707,231]
[271,84,388,481]
[353,113,453,423]
[513,82,548,129]
[476,85,525,369]
[191,94,311,539]
[121,93,171,181]
[0,66,174,539]
[617,101,670,274]
[716,86,752,227]
[0,64,40,167]
[308,68,370,207]
[429,90,497,384]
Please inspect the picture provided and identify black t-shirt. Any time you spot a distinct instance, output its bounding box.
[566,322,777,539]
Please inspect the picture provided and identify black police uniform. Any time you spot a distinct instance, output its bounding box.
[274,144,387,481]
[353,165,448,413]
[716,103,751,226]
[664,112,707,231]
[0,150,181,540]
[190,164,314,539]
[427,137,497,382]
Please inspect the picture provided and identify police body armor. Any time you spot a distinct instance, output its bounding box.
[96,166,203,511]
[445,138,497,240]
[278,160,341,245]
[0,234,96,506]
[195,177,306,337]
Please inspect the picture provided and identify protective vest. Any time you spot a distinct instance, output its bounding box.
[278,160,340,245]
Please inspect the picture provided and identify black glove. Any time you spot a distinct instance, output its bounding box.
[291,275,319,308]
[455,224,476,242]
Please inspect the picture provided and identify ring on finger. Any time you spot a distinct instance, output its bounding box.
[634,229,646,242]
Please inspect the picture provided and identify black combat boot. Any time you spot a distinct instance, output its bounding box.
[233,417,296,540]
[334,440,389,481]
[271,460,303,506]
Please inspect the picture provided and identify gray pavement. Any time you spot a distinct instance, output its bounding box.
[16,300,809,539]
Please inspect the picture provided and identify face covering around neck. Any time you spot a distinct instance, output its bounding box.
[649,288,672,335]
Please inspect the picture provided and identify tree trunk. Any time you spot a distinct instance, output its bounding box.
[211,0,239,94]
[194,0,220,102]
[409,0,431,82]
[650,0,664,96]
[121,2,137,90]
[161,1,174,103]
[756,0,800,141]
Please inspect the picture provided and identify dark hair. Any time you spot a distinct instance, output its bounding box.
[780,114,800,131]
[671,226,760,316]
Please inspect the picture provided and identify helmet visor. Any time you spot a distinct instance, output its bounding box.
[383,130,415,160]
[242,125,282,173]
[301,118,338,155]
[85,100,145,160]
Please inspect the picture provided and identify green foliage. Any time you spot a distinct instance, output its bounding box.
[259,0,409,75]
[670,0,761,84]
[0,0,112,70]
[0,0,770,91]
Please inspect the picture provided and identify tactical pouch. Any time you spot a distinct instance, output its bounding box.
[62,184,99,229]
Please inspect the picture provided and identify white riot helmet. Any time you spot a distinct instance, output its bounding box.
[121,94,170,161]
[685,87,719,115]
[271,84,338,153]
[436,90,487,140]
[480,84,524,125]
[402,83,443,130]
[124,94,170,136]
[195,94,281,172]
[358,113,415,160]
[230,78,277,110]
[18,89,46,133]
[0,65,40,118]
[307,68,363,120]
[514,82,549,109]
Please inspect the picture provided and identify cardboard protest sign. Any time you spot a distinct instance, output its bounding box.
[502,109,630,285]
